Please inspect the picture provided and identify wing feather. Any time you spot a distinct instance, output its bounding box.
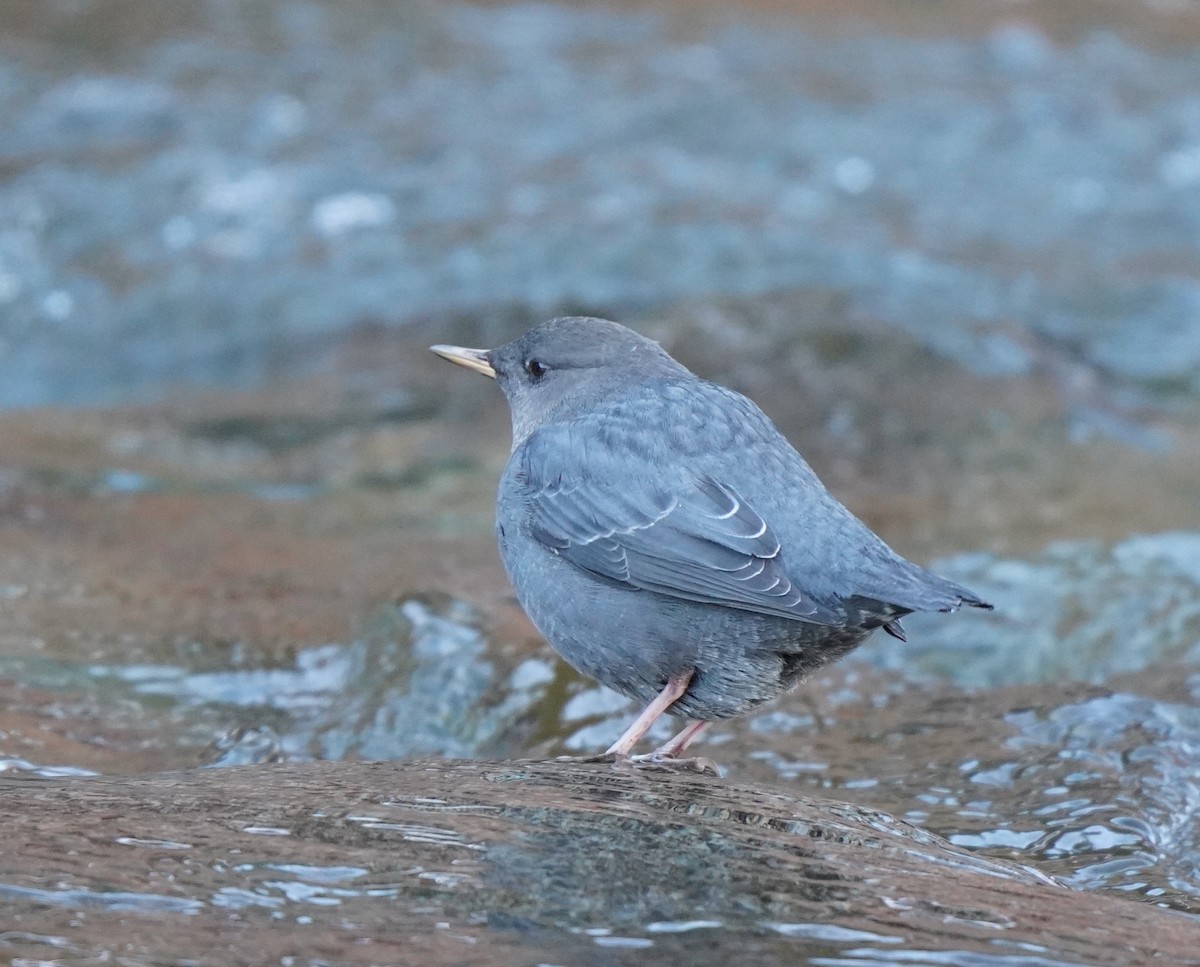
[519,431,842,626]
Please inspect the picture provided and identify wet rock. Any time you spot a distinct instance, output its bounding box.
[1,759,1196,966]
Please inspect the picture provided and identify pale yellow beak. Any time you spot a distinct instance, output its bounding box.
[430,344,496,379]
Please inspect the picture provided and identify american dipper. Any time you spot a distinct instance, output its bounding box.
[432,317,991,773]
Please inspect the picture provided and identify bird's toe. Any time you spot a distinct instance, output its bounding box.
[627,752,724,778]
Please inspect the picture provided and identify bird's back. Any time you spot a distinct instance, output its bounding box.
[524,374,985,622]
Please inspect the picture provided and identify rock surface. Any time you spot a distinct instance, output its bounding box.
[3,759,1197,966]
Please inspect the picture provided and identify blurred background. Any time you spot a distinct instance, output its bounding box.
[2,0,1200,950]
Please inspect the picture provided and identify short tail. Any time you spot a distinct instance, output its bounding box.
[845,564,993,636]
[934,578,993,613]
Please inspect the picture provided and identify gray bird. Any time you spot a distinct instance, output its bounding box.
[432,317,991,773]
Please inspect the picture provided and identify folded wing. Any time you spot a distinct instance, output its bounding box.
[519,430,843,625]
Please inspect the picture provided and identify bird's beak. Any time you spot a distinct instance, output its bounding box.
[430,344,496,379]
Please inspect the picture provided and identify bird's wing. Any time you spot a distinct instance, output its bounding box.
[518,429,843,625]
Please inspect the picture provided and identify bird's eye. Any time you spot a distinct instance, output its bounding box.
[525,358,547,380]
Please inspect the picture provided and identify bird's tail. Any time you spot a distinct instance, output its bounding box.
[845,559,993,635]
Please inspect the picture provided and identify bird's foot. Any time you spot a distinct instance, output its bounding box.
[626,752,724,778]
[555,751,723,777]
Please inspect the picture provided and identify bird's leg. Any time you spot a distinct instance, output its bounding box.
[556,670,693,766]
[649,719,710,758]
[604,669,694,757]
[557,669,721,776]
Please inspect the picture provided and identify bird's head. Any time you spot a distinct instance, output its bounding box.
[432,317,686,445]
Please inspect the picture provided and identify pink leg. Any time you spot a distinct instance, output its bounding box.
[605,669,694,757]
[649,719,710,759]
